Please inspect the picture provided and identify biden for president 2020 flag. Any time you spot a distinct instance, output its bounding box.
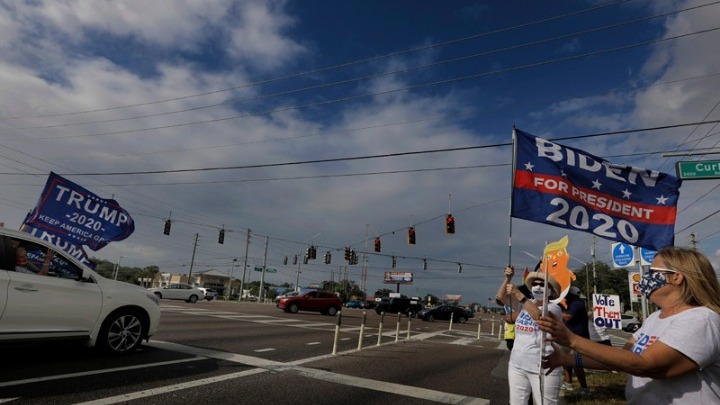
[511,129,681,251]
[23,172,135,251]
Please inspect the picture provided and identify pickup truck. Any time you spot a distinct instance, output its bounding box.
[374,297,423,318]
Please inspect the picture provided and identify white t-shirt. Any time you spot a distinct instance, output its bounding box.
[509,302,563,373]
[589,318,611,342]
[626,306,720,404]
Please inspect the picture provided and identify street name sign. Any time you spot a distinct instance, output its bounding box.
[676,161,720,180]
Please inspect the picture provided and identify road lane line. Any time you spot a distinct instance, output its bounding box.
[73,369,267,405]
[254,348,275,352]
[0,357,204,388]
[293,367,490,405]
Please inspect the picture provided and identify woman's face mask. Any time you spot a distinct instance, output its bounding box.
[638,271,668,298]
[531,286,546,300]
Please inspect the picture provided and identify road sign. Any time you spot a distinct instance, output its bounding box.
[676,160,720,179]
[611,242,634,268]
[639,248,657,266]
[254,266,276,273]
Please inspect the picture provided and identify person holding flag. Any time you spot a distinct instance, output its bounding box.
[538,246,720,404]
[497,263,564,405]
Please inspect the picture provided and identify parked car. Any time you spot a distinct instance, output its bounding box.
[277,290,342,316]
[148,284,205,303]
[345,300,363,308]
[197,287,217,301]
[0,228,161,354]
[417,304,472,323]
[621,313,642,332]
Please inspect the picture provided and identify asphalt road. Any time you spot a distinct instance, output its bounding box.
[0,300,631,404]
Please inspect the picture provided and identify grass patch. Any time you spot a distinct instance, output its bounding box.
[563,371,627,404]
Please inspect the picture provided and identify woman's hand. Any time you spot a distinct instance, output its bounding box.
[537,312,574,347]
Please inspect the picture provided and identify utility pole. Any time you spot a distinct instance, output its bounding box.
[240,229,251,300]
[258,236,269,303]
[295,252,302,292]
[187,233,199,285]
[227,258,237,299]
[362,225,369,292]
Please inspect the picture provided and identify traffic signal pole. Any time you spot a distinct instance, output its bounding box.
[259,236,269,303]
[240,229,251,300]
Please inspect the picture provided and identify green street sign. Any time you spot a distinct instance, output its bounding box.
[254,266,277,273]
[676,161,720,180]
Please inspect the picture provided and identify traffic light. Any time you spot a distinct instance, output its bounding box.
[392,256,396,268]
[324,251,331,264]
[283,256,288,265]
[218,228,225,244]
[374,237,381,253]
[458,263,463,273]
[303,255,309,264]
[344,247,351,262]
[163,219,171,235]
[349,250,357,265]
[293,255,298,265]
[423,258,427,270]
[446,214,455,234]
[408,227,416,245]
[307,245,317,260]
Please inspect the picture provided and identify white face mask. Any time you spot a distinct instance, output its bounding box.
[531,286,545,300]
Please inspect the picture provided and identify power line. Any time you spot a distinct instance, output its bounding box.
[0,0,636,121]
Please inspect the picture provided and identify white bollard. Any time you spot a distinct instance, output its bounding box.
[491,317,496,335]
[332,311,342,355]
[477,321,481,339]
[377,312,385,346]
[449,311,454,331]
[358,311,366,350]
[499,320,504,339]
[406,316,412,339]
[395,312,401,342]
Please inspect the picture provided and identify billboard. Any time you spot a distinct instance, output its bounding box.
[384,271,413,284]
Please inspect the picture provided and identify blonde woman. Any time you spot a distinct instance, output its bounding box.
[538,246,720,404]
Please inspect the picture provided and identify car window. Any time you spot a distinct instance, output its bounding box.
[11,239,83,280]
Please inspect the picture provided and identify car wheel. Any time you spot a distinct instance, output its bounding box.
[327,306,338,316]
[289,303,299,313]
[628,323,640,332]
[457,316,467,324]
[154,292,162,299]
[188,295,199,303]
[427,315,435,322]
[97,309,147,354]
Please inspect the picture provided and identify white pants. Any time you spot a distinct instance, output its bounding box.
[508,363,562,405]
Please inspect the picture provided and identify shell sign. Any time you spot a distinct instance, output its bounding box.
[628,272,641,303]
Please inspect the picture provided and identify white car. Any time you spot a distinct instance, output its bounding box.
[148,283,205,303]
[0,228,161,354]
[198,287,217,301]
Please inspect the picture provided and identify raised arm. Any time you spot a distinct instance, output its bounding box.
[495,266,514,306]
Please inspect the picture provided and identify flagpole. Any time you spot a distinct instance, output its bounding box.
[508,126,518,266]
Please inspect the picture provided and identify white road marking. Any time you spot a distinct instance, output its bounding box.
[306,342,321,345]
[254,348,276,352]
[0,357,204,388]
[73,340,491,404]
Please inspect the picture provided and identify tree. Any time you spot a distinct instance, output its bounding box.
[572,262,631,308]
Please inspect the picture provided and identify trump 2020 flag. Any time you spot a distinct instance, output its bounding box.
[511,129,681,251]
[23,172,135,251]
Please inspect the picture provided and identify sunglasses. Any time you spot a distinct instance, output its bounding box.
[531,281,545,286]
[649,267,677,274]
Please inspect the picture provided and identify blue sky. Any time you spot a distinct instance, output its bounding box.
[1,0,719,305]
